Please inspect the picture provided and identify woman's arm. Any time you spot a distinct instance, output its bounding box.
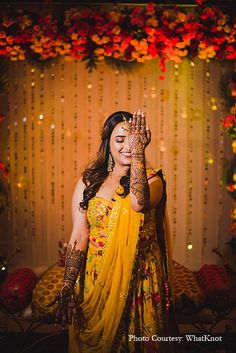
[129,110,162,212]
[47,178,89,324]
[69,177,89,250]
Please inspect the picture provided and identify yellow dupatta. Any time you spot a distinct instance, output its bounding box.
[76,193,144,353]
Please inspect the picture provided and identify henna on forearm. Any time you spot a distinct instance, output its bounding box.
[128,110,151,209]
[130,151,149,207]
[64,241,86,286]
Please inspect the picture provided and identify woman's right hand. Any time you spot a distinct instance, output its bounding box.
[47,282,77,326]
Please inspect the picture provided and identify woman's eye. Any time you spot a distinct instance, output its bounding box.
[116,140,124,143]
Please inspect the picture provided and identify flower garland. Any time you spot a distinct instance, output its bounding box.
[0,0,235,71]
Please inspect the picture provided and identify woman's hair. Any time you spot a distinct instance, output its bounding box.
[79,111,133,210]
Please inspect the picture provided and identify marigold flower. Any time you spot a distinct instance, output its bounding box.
[0,31,6,39]
[71,33,78,40]
[95,48,105,55]
[111,25,121,35]
[6,36,14,45]
[177,12,187,23]
[108,10,120,23]
[146,17,158,27]
[113,51,120,59]
[223,25,231,33]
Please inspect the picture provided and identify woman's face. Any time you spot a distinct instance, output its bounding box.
[109,122,131,167]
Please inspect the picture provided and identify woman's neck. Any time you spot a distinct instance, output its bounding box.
[110,166,129,178]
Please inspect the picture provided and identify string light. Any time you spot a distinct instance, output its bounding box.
[159,88,165,166]
[87,72,92,157]
[202,61,211,250]
[73,60,79,182]
[30,64,36,237]
[171,62,179,240]
[185,61,194,255]
[23,62,28,244]
[187,243,193,250]
[60,61,65,237]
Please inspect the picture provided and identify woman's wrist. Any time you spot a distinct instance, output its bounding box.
[131,150,145,158]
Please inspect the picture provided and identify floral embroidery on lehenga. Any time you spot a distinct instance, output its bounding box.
[71,169,166,353]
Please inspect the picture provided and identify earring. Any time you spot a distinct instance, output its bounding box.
[107,153,114,172]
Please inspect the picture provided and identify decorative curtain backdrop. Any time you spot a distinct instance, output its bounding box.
[4,58,232,270]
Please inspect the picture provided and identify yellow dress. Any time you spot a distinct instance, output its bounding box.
[69,169,167,353]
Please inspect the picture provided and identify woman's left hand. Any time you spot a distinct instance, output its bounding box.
[128,110,151,155]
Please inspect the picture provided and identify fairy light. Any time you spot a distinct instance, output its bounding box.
[87,72,92,157]
[159,88,165,167]
[127,69,132,111]
[186,61,194,252]
[202,61,211,251]
[60,61,65,237]
[13,62,20,249]
[30,64,36,237]
[73,60,79,182]
[23,62,28,244]
[114,69,119,108]
[50,62,56,205]
[216,61,228,250]
[171,62,179,240]
[187,243,193,250]
[143,75,148,111]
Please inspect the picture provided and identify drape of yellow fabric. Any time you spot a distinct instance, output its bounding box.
[76,194,144,353]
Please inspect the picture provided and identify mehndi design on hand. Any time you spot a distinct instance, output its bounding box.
[47,241,86,326]
[129,110,151,207]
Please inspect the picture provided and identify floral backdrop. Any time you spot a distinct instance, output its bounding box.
[0,0,235,72]
[0,0,235,269]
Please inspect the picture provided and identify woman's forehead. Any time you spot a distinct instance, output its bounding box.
[111,122,128,137]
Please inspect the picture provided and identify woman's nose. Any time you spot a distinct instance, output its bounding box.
[123,137,130,150]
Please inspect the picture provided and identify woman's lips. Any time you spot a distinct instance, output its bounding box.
[120,152,131,158]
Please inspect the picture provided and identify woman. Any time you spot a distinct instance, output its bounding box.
[49,110,175,353]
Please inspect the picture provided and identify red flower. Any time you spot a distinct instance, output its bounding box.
[228,184,235,192]
[146,3,155,13]
[3,169,9,178]
[0,161,5,171]
[2,17,15,28]
[0,114,6,122]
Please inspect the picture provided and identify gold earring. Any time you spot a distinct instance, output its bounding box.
[107,153,114,172]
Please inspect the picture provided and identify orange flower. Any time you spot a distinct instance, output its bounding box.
[146,17,158,27]
[108,10,121,23]
[111,25,121,35]
[6,36,14,45]
[177,12,187,22]
[0,31,6,39]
